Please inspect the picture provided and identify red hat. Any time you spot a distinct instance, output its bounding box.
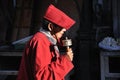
[44,4,75,30]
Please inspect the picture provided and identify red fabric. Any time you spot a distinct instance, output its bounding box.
[44,4,75,30]
[17,32,74,80]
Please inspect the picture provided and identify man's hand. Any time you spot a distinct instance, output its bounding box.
[66,48,73,61]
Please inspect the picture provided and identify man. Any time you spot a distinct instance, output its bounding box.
[17,4,75,80]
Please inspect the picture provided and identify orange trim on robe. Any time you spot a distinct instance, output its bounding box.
[17,32,74,80]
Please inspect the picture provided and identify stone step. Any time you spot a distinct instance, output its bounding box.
[0,70,18,75]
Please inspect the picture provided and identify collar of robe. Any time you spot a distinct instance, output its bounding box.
[39,27,59,52]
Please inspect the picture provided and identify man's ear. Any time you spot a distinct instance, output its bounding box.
[48,23,53,31]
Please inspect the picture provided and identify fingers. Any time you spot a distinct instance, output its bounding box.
[67,48,72,52]
[66,48,73,61]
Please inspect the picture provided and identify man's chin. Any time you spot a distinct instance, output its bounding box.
[59,36,63,39]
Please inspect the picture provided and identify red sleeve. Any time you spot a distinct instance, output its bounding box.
[31,36,74,80]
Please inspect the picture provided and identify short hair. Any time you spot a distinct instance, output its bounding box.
[41,19,63,31]
[41,19,50,31]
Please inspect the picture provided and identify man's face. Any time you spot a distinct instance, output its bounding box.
[51,24,66,39]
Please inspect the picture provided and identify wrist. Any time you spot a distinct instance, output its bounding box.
[65,55,72,61]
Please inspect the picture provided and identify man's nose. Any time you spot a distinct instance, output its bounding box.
[62,28,66,32]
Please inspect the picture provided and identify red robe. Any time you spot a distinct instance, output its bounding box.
[17,32,74,80]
